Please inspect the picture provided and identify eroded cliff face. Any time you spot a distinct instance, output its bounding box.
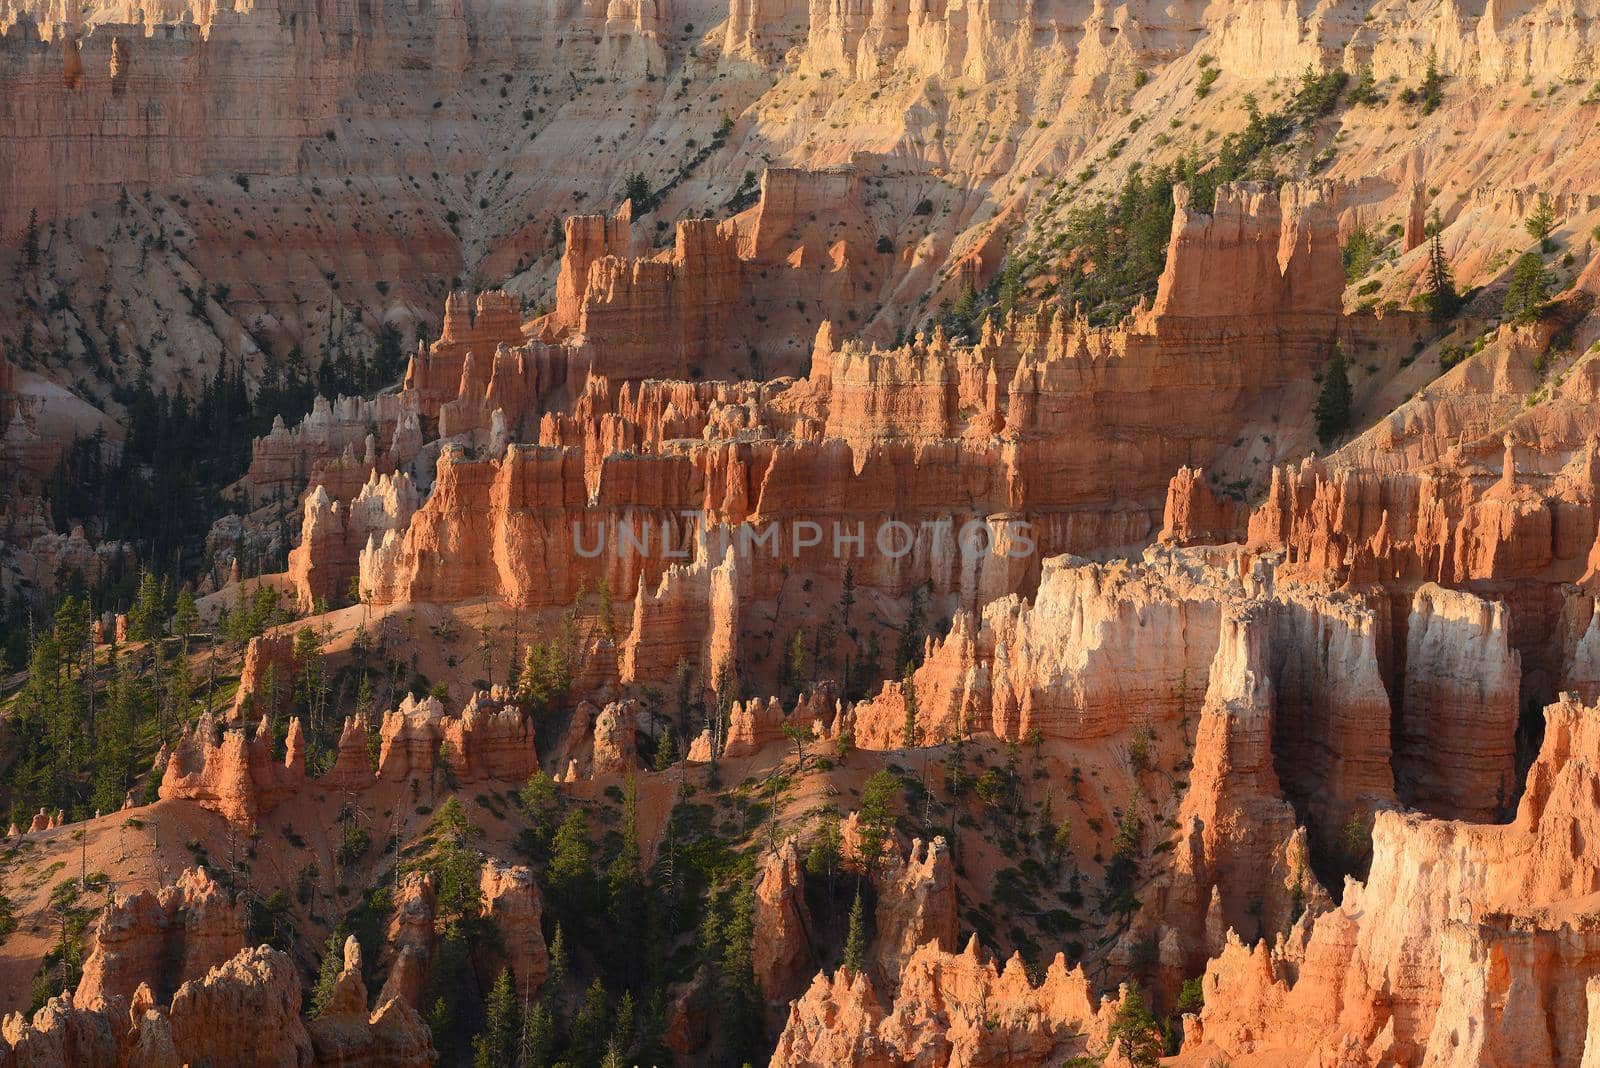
[74,866,244,1010]
[159,688,536,824]
[754,839,817,1019]
[267,177,1420,699]
[772,936,1110,1066]
[1190,694,1600,1067]
[9,0,1600,1052]
[5,936,431,1067]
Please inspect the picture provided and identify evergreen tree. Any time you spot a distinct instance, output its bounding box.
[546,924,568,997]
[901,664,920,748]
[622,173,653,213]
[1341,225,1377,281]
[943,284,982,339]
[429,798,483,923]
[172,589,199,644]
[92,653,142,813]
[1526,193,1558,253]
[11,633,68,817]
[1424,228,1460,322]
[1103,796,1145,918]
[310,931,346,1015]
[517,636,572,715]
[786,630,808,693]
[23,209,40,268]
[424,923,476,1062]
[894,583,928,675]
[473,967,519,1067]
[291,627,326,731]
[128,572,166,642]
[607,775,645,978]
[53,597,91,678]
[166,646,196,723]
[1504,252,1550,324]
[652,729,678,771]
[1350,65,1382,105]
[1052,814,1073,865]
[1314,344,1353,446]
[569,978,610,1065]
[842,889,867,975]
[1417,54,1445,113]
[857,771,898,869]
[518,1000,557,1068]
[519,770,560,847]
[1105,982,1164,1067]
[358,674,380,769]
[611,989,636,1060]
[714,877,762,1060]
[550,809,592,895]
[596,573,615,640]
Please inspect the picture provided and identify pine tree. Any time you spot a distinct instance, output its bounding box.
[53,597,90,679]
[1418,53,1445,114]
[546,924,568,997]
[786,630,808,692]
[715,878,762,1061]
[569,978,610,1065]
[857,771,898,869]
[358,674,380,770]
[424,923,474,1061]
[1525,193,1558,252]
[652,729,678,771]
[517,636,571,714]
[622,173,653,213]
[1053,815,1073,864]
[128,572,166,642]
[476,967,519,1066]
[612,989,636,1059]
[608,776,645,974]
[550,809,592,894]
[518,1000,556,1068]
[1424,228,1459,322]
[1350,65,1381,105]
[1105,981,1164,1067]
[291,626,325,726]
[310,931,346,1015]
[166,646,196,723]
[1504,252,1550,324]
[946,284,981,338]
[1103,795,1145,918]
[172,589,199,644]
[23,209,39,268]
[427,998,452,1055]
[842,889,867,975]
[1314,344,1352,446]
[901,664,920,748]
[92,653,142,813]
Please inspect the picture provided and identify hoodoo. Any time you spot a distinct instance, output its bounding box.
[3,0,1599,1060]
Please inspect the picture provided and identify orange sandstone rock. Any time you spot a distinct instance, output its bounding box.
[477,861,550,1000]
[1195,693,1600,1066]
[230,631,296,720]
[772,936,1109,1066]
[308,937,434,1068]
[753,840,816,1021]
[75,867,245,1009]
[377,872,437,1012]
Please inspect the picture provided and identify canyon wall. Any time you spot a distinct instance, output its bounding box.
[1191,693,1600,1067]
[160,689,536,824]
[281,181,1421,674]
